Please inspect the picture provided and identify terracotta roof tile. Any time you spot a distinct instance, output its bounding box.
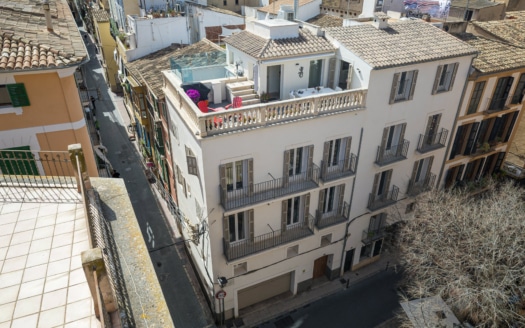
[326,20,478,69]
[0,0,87,71]
[455,33,525,74]
[224,28,336,60]
[471,12,525,48]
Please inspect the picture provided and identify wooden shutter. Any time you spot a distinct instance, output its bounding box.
[432,65,444,95]
[219,164,227,192]
[424,115,434,137]
[283,150,290,187]
[247,159,254,196]
[248,209,254,242]
[303,193,310,227]
[448,63,459,91]
[410,160,419,184]
[426,156,434,187]
[337,184,345,215]
[384,170,393,195]
[322,141,330,176]
[346,65,353,90]
[379,127,389,162]
[372,172,380,196]
[389,73,400,104]
[327,58,336,89]
[408,70,418,100]
[397,123,407,156]
[318,188,326,219]
[223,215,230,243]
[281,200,288,232]
[343,137,352,171]
[307,145,314,179]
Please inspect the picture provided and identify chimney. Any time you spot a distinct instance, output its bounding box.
[372,12,389,29]
[43,0,53,32]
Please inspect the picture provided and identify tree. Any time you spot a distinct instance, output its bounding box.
[397,181,525,327]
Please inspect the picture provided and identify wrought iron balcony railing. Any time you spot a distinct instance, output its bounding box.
[417,129,448,154]
[362,227,386,244]
[220,164,320,211]
[320,154,357,182]
[368,185,399,211]
[223,214,315,261]
[407,172,436,196]
[375,140,409,166]
[485,96,511,113]
[315,201,350,229]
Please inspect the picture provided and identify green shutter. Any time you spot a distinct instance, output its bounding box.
[6,84,30,107]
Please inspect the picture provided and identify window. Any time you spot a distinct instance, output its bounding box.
[464,9,473,21]
[372,169,392,197]
[282,194,310,231]
[432,63,458,94]
[321,234,332,247]
[223,0,227,5]
[389,70,418,104]
[220,159,253,194]
[235,0,238,4]
[286,12,294,21]
[0,84,30,107]
[423,114,442,146]
[318,184,345,218]
[488,76,514,111]
[511,73,525,104]
[467,81,485,114]
[284,146,313,180]
[234,262,247,275]
[308,60,323,88]
[185,146,198,176]
[228,212,246,242]
[379,123,406,162]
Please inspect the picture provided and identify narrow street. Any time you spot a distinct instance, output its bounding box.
[79,28,215,327]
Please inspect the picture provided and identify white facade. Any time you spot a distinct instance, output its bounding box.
[162,18,476,320]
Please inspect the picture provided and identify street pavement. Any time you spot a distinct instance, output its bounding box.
[260,270,403,328]
[79,28,215,328]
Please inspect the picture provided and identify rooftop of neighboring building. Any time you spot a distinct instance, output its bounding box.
[306,14,344,28]
[325,20,478,69]
[0,0,88,71]
[126,40,222,98]
[471,11,525,47]
[258,0,317,15]
[188,3,243,17]
[0,193,98,327]
[224,25,336,60]
[92,9,110,23]
[455,33,525,74]
[451,0,503,9]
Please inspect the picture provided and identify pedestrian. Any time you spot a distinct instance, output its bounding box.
[90,96,96,112]
[111,169,120,178]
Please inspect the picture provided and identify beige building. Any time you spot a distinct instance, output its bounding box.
[0,0,98,177]
[92,9,120,93]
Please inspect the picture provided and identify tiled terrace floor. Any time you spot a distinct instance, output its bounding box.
[0,195,99,328]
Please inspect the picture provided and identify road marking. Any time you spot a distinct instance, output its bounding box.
[146,221,155,248]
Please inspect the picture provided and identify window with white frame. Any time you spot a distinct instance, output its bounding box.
[226,160,247,191]
[185,146,198,176]
[228,212,246,243]
[432,63,458,94]
[389,70,418,104]
[286,196,303,226]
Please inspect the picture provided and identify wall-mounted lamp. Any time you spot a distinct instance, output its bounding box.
[298,66,304,78]
[218,276,228,288]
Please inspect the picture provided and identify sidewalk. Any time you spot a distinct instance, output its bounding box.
[239,251,399,328]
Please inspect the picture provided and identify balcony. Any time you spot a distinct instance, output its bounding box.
[375,140,409,166]
[220,165,320,211]
[407,172,436,196]
[362,227,386,244]
[315,201,350,229]
[484,96,511,114]
[368,185,399,211]
[417,129,448,153]
[320,154,357,182]
[223,214,315,261]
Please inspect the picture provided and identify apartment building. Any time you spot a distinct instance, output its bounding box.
[162,16,476,320]
[0,0,98,177]
[442,34,525,189]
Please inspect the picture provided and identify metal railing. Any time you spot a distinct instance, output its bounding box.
[375,140,409,166]
[417,129,448,153]
[485,96,511,112]
[407,172,436,196]
[223,214,315,261]
[315,201,350,229]
[320,154,357,182]
[0,150,79,203]
[362,227,386,244]
[368,185,399,211]
[220,164,320,211]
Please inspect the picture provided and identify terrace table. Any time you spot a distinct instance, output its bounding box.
[293,87,336,98]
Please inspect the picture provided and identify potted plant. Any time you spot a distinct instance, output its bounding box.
[260,92,269,103]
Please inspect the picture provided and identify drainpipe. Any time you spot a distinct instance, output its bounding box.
[339,127,364,277]
[43,0,54,32]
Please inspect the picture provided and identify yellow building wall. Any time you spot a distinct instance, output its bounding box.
[96,20,119,92]
[0,70,98,177]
